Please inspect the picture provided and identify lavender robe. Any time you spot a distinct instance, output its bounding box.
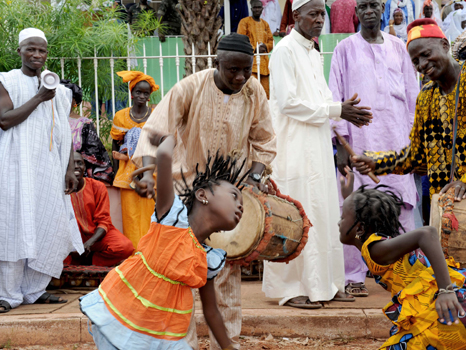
[329,32,419,285]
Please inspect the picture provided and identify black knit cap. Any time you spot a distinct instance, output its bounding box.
[218,33,254,56]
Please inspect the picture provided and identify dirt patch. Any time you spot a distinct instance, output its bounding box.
[7,337,385,350]
[201,336,385,349]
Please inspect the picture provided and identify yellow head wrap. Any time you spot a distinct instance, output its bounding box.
[117,71,159,94]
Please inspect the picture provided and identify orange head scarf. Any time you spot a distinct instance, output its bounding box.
[406,18,447,48]
[117,71,159,94]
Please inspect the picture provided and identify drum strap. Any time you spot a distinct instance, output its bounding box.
[449,62,465,183]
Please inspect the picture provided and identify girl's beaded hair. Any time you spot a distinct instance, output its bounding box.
[353,185,406,241]
[177,151,249,214]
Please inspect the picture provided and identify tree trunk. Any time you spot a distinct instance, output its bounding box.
[177,0,223,76]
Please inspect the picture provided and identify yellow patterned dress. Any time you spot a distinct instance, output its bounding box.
[364,65,466,198]
[362,234,466,349]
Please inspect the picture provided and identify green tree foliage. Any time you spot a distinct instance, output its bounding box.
[0,0,162,151]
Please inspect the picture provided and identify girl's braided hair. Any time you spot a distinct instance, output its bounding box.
[177,152,249,214]
[353,185,406,241]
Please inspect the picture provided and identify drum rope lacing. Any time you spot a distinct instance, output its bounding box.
[268,195,304,224]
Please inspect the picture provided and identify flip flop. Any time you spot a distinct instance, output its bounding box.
[0,300,11,313]
[35,292,67,304]
[284,299,323,309]
[333,292,356,302]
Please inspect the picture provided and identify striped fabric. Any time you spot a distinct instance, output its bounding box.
[0,69,83,278]
[99,223,208,340]
[0,260,53,308]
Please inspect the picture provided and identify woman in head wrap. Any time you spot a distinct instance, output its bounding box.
[420,0,442,24]
[110,71,159,248]
[61,80,114,185]
[452,29,466,60]
[445,8,466,41]
[384,8,408,43]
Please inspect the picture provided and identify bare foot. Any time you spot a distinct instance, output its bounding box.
[112,151,129,161]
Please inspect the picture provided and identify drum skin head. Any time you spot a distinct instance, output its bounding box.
[206,190,265,258]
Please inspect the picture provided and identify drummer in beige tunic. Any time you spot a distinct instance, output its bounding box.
[132,33,276,350]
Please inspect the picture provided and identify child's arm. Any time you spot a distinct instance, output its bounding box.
[369,226,465,324]
[340,166,354,199]
[152,132,175,220]
[199,280,233,350]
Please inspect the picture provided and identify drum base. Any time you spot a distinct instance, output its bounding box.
[48,265,113,289]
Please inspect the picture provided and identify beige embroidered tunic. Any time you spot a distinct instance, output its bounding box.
[133,68,277,183]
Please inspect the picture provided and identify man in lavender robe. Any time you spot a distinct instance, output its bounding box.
[329,0,419,296]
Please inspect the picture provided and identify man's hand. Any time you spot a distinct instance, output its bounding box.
[134,173,156,199]
[279,32,286,37]
[36,86,56,103]
[351,155,376,175]
[259,44,267,53]
[245,177,269,193]
[273,31,280,36]
[440,180,466,201]
[341,93,373,128]
[64,169,78,195]
[83,239,95,256]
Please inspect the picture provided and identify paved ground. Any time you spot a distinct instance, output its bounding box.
[1,279,391,349]
[4,279,389,316]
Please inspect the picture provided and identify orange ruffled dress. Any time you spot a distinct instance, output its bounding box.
[80,195,227,349]
[362,234,466,350]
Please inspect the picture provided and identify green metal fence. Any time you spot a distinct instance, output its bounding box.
[134,33,353,103]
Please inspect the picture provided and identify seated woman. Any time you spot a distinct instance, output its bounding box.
[66,152,134,267]
[385,8,408,43]
[61,80,114,185]
[339,167,466,349]
[80,132,245,350]
[110,71,158,248]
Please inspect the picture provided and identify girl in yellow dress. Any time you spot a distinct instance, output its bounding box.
[339,166,466,350]
[111,71,159,248]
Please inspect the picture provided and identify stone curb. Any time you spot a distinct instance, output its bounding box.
[0,309,391,347]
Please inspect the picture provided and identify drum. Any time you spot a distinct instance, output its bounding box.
[430,188,466,267]
[48,265,114,289]
[206,180,311,265]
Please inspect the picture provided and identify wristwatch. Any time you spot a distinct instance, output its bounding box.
[248,173,261,182]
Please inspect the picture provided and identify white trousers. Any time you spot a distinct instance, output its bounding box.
[0,259,52,308]
[185,264,242,350]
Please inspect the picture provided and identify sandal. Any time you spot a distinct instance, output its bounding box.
[345,282,369,297]
[332,291,356,302]
[285,297,322,309]
[0,300,11,313]
[35,292,67,304]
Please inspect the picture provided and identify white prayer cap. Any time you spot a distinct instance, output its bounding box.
[292,0,312,11]
[18,28,47,46]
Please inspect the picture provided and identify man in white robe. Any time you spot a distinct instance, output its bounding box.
[0,28,83,313]
[262,0,372,308]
